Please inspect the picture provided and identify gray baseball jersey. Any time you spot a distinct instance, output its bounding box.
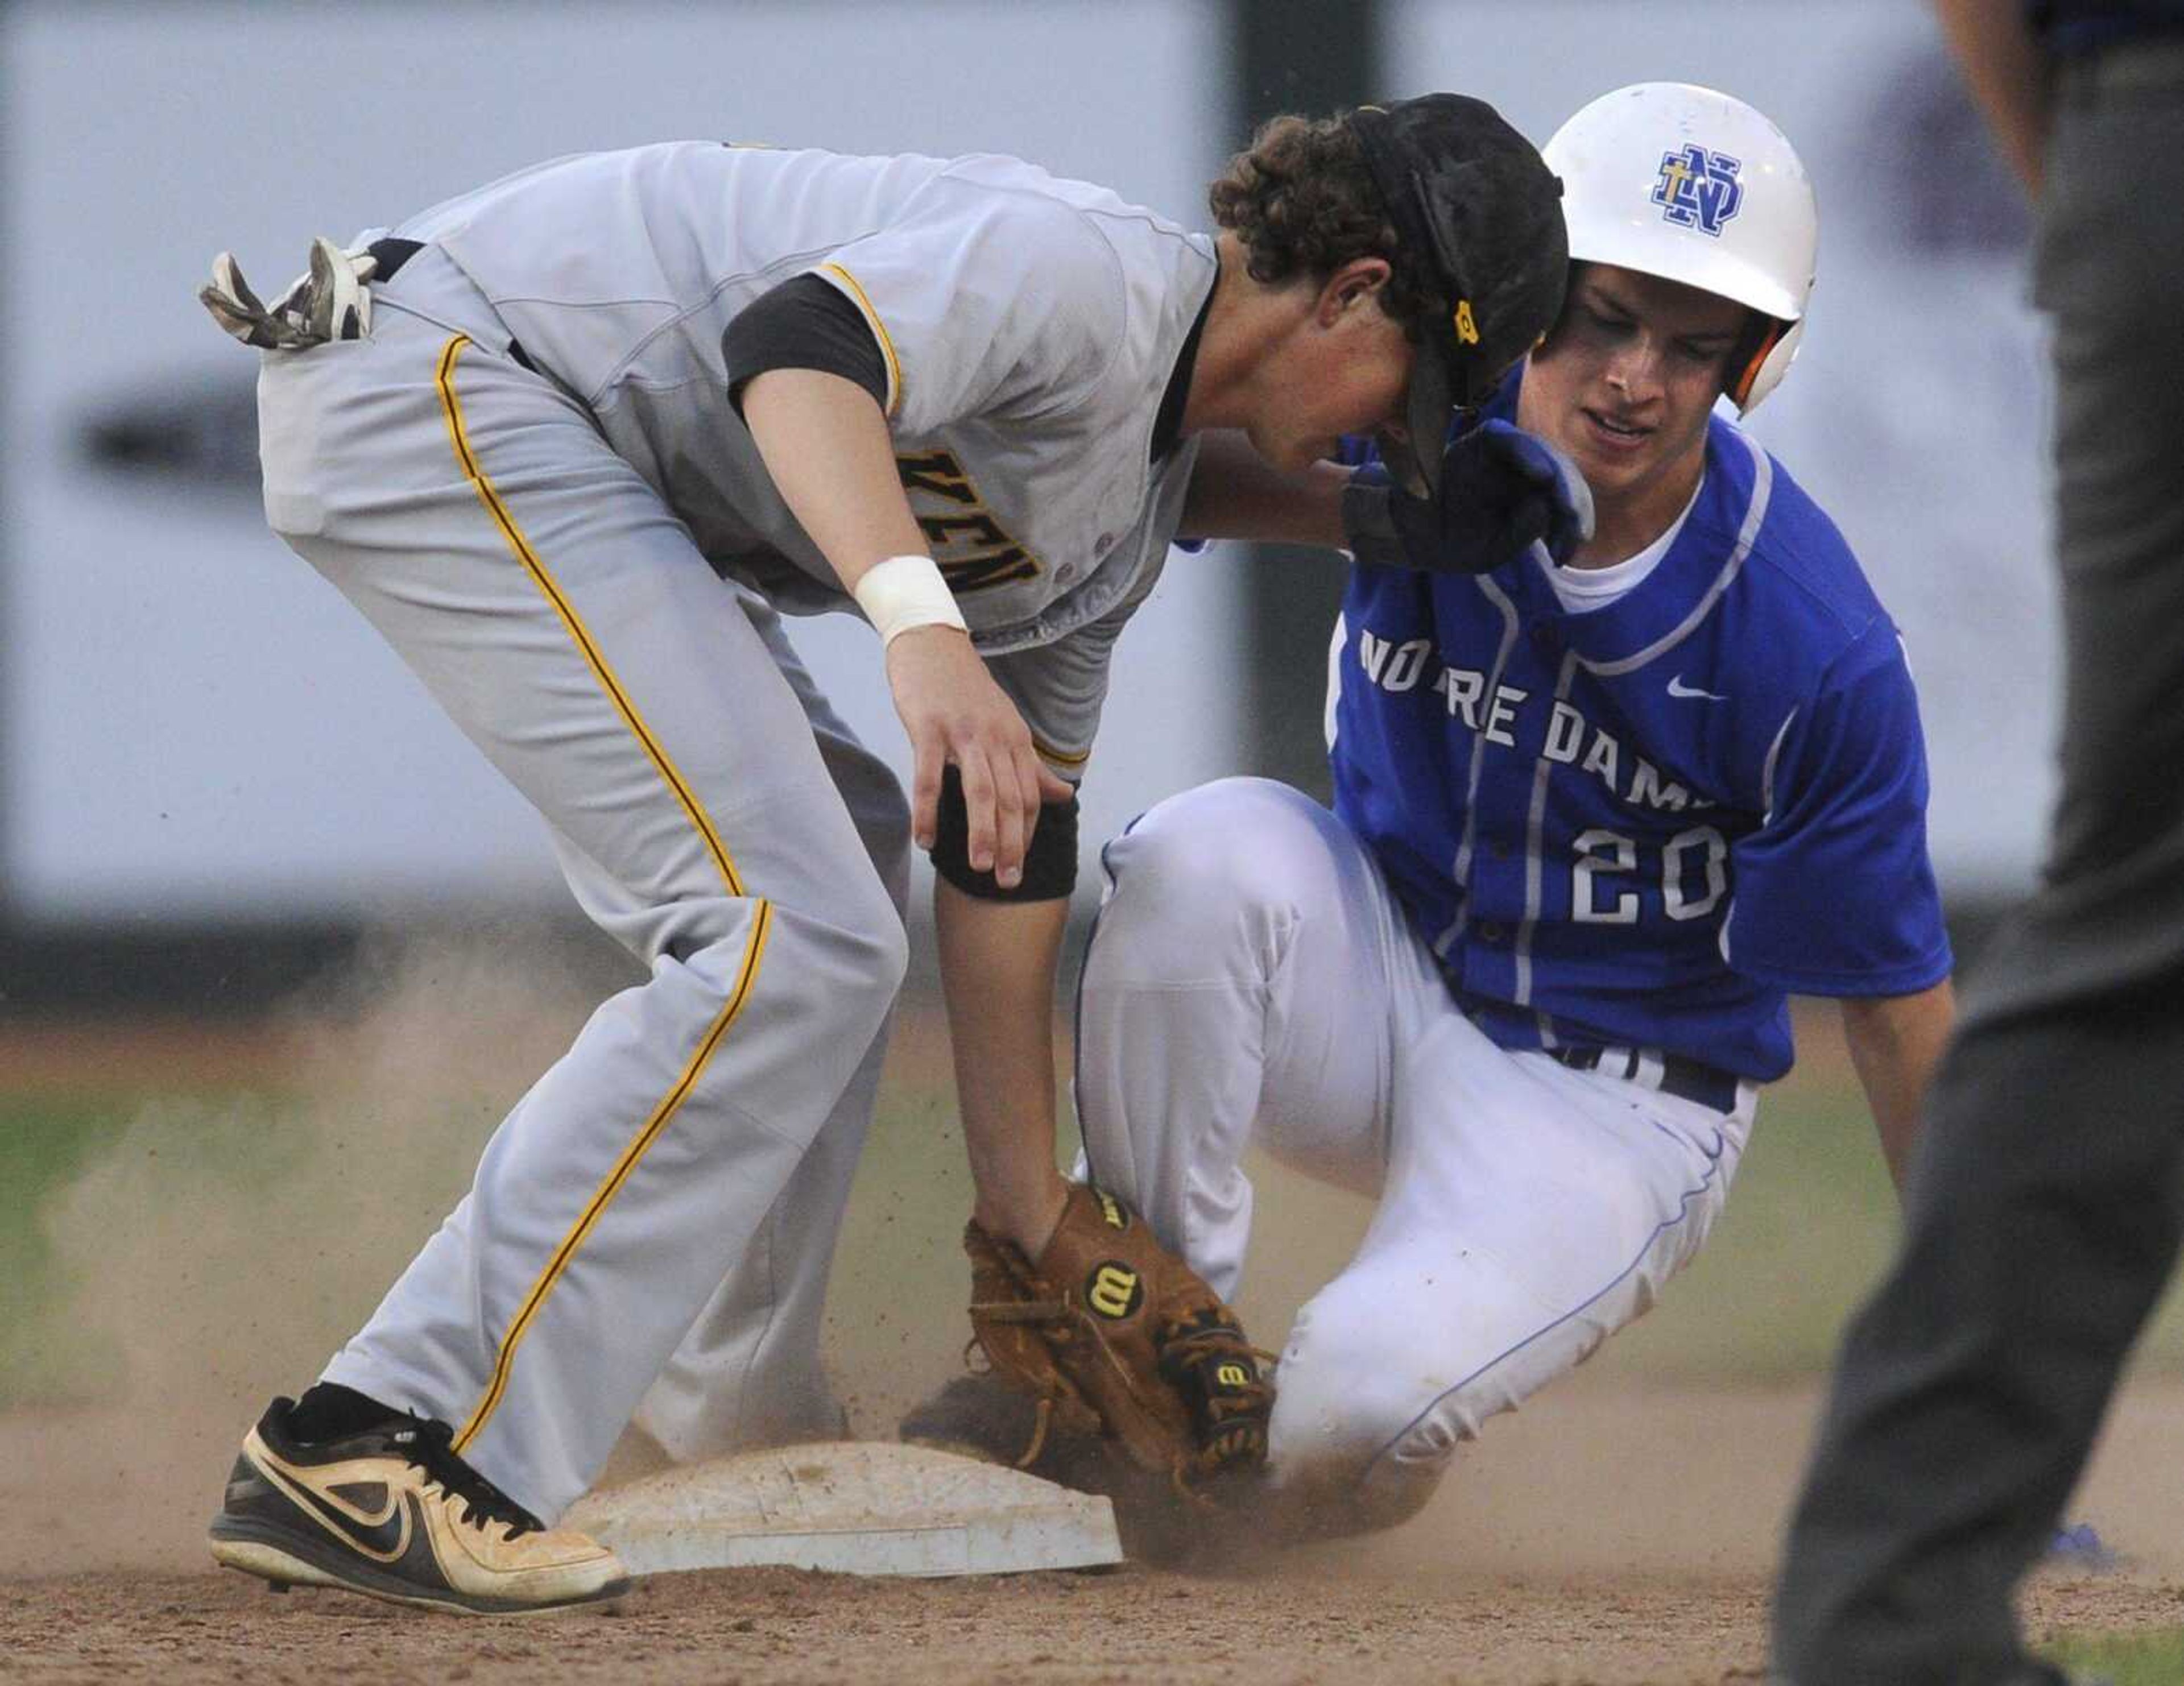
[394,141,1216,765]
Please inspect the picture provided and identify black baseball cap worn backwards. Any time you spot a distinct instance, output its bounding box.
[1347,93,1569,494]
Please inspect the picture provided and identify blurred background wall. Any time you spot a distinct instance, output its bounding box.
[0,0,2051,1009]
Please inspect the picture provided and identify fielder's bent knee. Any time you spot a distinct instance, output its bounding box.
[664,850,907,1050]
[841,767,915,917]
[803,881,911,1034]
[861,904,912,1000]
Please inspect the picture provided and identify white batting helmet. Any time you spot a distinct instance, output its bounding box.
[1543,82,1817,413]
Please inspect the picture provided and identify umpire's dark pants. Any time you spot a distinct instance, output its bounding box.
[1773,37,2184,1686]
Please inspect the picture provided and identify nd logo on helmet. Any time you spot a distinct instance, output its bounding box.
[1652,144,1744,238]
[1086,1262,1143,1319]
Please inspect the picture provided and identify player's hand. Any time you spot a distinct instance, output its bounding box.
[886,625,1072,888]
[1341,417,1595,574]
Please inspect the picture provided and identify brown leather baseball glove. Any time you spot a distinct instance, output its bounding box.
[964,1182,1273,1496]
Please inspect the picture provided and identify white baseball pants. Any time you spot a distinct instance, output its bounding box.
[1073,778,1755,1531]
[261,247,910,1518]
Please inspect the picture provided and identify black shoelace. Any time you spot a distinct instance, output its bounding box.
[392,1418,544,1539]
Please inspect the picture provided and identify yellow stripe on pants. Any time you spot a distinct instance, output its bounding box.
[431,334,772,1452]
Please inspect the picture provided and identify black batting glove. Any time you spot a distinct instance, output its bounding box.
[1341,418,1595,575]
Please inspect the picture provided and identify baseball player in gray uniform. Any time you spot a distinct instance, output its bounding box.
[196,98,1581,1612]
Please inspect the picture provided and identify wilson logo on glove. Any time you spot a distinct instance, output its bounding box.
[1094,1191,1130,1230]
[1087,1263,1143,1319]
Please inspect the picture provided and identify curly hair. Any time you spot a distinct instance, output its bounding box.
[1207,113,1433,337]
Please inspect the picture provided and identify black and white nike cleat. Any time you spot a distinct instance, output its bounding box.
[208,1395,629,1615]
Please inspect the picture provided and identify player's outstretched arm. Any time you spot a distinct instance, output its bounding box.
[1840,978,1958,1191]
[1178,422,1594,573]
[742,368,1068,887]
[1178,430,1353,546]
[934,881,1073,1257]
[933,872,1274,1493]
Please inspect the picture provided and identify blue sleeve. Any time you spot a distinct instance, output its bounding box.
[1724,622,1954,996]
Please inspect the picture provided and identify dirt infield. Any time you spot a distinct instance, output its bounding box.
[7,1376,2183,1684]
[14,1563,2178,1686]
[9,968,2182,1681]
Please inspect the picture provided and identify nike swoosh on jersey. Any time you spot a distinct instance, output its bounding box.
[1666,675,1728,701]
[258,1457,415,1561]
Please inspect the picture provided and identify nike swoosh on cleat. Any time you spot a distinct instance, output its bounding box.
[1666,675,1728,701]
[257,1460,415,1561]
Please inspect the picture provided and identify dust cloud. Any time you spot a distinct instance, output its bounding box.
[2,922,606,1573]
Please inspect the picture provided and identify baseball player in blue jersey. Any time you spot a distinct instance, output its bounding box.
[1065,84,1959,1535]
[191,99,1583,1611]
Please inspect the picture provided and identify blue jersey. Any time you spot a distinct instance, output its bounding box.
[1329,391,1953,1082]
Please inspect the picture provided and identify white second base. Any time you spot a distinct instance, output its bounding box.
[563,1441,1123,1579]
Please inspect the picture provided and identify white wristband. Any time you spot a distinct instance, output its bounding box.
[852,554,969,647]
